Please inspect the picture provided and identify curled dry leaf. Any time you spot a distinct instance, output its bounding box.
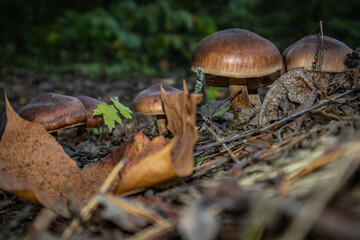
[0,80,199,211]
[111,82,199,195]
[259,68,358,127]
[161,81,199,176]
[0,96,115,215]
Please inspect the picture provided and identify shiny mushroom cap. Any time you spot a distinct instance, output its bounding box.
[283,35,353,72]
[18,93,87,132]
[191,28,284,86]
[76,95,105,129]
[133,83,183,115]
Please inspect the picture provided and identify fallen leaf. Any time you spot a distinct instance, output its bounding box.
[259,68,357,127]
[0,106,22,140]
[0,96,116,215]
[115,136,177,195]
[0,79,199,210]
[161,81,199,176]
[0,169,39,204]
[113,81,199,194]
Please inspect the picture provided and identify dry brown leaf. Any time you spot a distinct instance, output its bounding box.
[259,68,357,127]
[115,136,177,195]
[113,82,199,194]
[161,81,199,176]
[0,96,115,215]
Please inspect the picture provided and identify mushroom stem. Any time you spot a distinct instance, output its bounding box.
[229,78,252,118]
[156,115,167,135]
[249,94,262,107]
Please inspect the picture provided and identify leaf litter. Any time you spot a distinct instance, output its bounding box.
[1,56,360,239]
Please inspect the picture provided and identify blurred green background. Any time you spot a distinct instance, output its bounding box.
[0,0,359,78]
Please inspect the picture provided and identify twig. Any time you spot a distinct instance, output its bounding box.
[278,141,360,240]
[104,193,167,225]
[61,158,126,239]
[205,125,240,163]
[207,104,214,131]
[211,88,242,116]
[277,124,288,141]
[315,20,324,70]
[127,220,175,240]
[196,89,355,151]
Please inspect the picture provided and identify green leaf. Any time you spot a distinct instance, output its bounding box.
[93,103,123,132]
[212,105,232,117]
[111,96,133,119]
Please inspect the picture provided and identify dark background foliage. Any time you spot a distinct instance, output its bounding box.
[0,0,359,78]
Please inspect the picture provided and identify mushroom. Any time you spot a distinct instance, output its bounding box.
[18,93,87,133]
[191,28,284,118]
[76,95,105,130]
[283,35,353,72]
[133,83,183,135]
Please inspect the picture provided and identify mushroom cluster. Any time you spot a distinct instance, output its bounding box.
[17,93,105,133]
[191,28,284,118]
[190,29,353,121]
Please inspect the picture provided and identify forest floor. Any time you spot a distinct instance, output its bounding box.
[1,68,360,240]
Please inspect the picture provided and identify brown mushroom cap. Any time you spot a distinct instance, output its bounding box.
[76,95,105,129]
[18,93,87,132]
[191,28,284,84]
[283,35,353,72]
[133,83,183,115]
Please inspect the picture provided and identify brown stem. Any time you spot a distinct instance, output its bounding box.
[156,115,167,135]
[229,78,251,118]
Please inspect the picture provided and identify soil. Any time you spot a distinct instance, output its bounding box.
[1,67,360,240]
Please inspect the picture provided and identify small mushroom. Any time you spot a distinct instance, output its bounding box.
[133,83,183,135]
[18,93,87,133]
[191,28,284,118]
[283,35,353,72]
[76,95,105,130]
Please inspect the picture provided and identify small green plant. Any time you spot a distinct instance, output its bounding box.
[93,97,132,133]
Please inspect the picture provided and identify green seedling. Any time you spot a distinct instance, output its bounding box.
[93,97,132,133]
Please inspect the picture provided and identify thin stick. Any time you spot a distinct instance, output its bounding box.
[211,88,243,116]
[207,104,214,131]
[196,90,354,151]
[316,20,324,70]
[61,159,126,239]
[278,143,360,240]
[205,125,240,163]
[127,220,174,240]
